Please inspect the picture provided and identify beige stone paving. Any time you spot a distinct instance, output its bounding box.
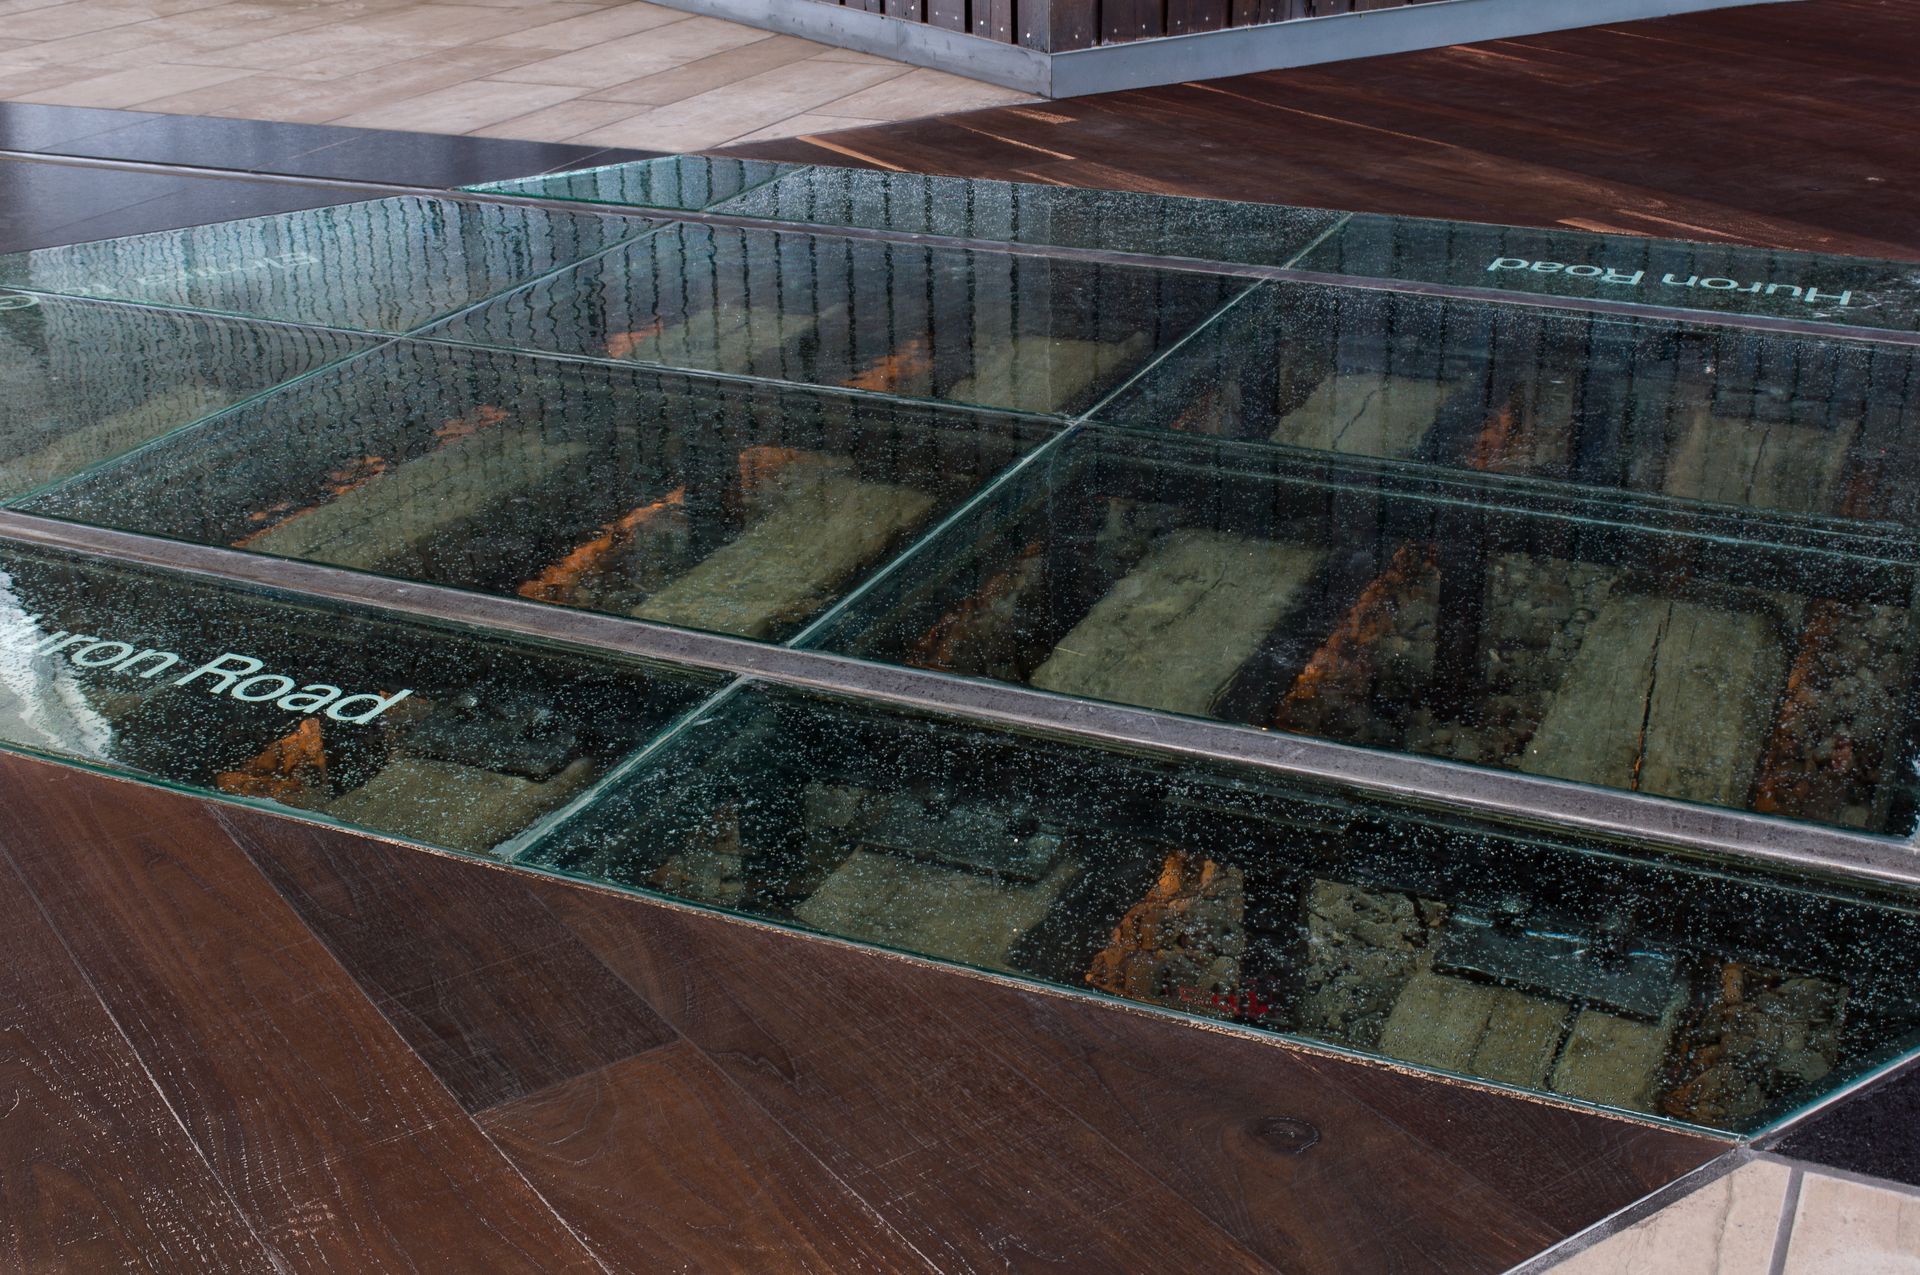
[1543,1157,1920,1274]
[0,0,1035,149]
[1548,1160,1791,1275]
[1783,1173,1920,1274]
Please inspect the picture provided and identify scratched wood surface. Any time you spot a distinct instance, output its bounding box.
[0,750,1723,1272]
[722,0,1920,261]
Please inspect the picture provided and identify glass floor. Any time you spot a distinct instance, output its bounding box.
[5,154,1920,1139]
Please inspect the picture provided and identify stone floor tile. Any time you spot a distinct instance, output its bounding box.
[1547,1161,1791,1274]
[467,94,649,140]
[1783,1172,1920,1274]
[328,78,584,132]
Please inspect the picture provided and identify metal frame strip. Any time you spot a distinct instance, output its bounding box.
[1,510,1914,890]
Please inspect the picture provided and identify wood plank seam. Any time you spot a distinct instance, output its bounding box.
[516,886,951,1272]
[0,846,289,1273]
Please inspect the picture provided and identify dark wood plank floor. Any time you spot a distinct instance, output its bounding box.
[0,750,1723,1272]
[723,0,1920,260]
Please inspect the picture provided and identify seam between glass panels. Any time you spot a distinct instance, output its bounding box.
[1073,281,1262,425]
[0,282,387,341]
[788,277,1279,646]
[0,714,1884,1141]
[398,215,679,341]
[0,209,671,340]
[1066,419,1920,567]
[4,336,402,509]
[6,150,1917,347]
[683,166,802,214]
[401,330,1077,425]
[462,159,792,210]
[403,206,669,331]
[0,260,402,338]
[781,421,1080,650]
[1279,210,1351,268]
[495,677,749,863]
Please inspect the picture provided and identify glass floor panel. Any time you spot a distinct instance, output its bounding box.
[7,152,1920,1138]
[525,681,1920,1137]
[0,541,721,854]
[1094,281,1920,529]
[0,292,375,500]
[421,219,1246,416]
[711,166,1345,266]
[454,158,1920,336]
[811,427,1920,836]
[0,196,658,334]
[22,340,1059,642]
[473,155,801,210]
[1298,211,1920,333]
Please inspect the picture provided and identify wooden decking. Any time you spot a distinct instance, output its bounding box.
[725,0,1920,260]
[0,751,1721,1271]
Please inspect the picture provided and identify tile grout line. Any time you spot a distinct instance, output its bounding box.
[1766,1165,1803,1275]
[1758,1152,1920,1204]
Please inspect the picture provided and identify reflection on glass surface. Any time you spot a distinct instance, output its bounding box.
[0,292,374,499]
[0,197,654,333]
[813,427,1920,834]
[716,166,1344,266]
[424,220,1245,415]
[528,682,1920,1134]
[1299,213,1920,331]
[0,544,719,853]
[472,155,799,209]
[1098,282,1920,527]
[24,340,1058,641]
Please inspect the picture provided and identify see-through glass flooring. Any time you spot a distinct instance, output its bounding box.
[5,154,1920,1139]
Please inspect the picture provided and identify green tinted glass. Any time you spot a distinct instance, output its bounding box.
[0,542,721,853]
[812,427,1920,835]
[717,165,1344,265]
[424,220,1246,415]
[1097,282,1920,528]
[0,292,374,499]
[0,196,655,332]
[23,340,1059,642]
[1298,212,1920,332]
[528,681,1920,1135]
[6,154,1919,1136]
[471,155,799,209]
